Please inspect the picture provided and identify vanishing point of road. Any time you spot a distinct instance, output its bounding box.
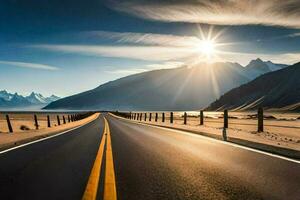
[0,113,299,200]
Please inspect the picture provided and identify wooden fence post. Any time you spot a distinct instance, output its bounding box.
[258,107,264,132]
[200,110,204,125]
[6,115,13,133]
[224,110,228,129]
[162,113,165,122]
[155,113,158,122]
[140,113,142,121]
[68,115,70,123]
[184,112,187,125]
[57,115,61,126]
[144,113,147,121]
[63,116,66,124]
[47,115,51,127]
[170,112,173,123]
[34,114,39,129]
[149,113,152,121]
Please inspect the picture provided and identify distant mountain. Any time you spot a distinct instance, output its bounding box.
[244,58,288,79]
[0,90,14,101]
[0,90,60,108]
[44,59,288,111]
[207,62,300,111]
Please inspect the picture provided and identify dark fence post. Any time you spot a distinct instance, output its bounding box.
[200,110,204,125]
[6,115,13,133]
[184,112,187,125]
[68,115,70,123]
[47,115,51,127]
[63,116,66,124]
[258,107,264,132]
[224,110,228,129]
[155,113,158,122]
[137,113,139,121]
[170,112,173,123]
[149,113,152,121]
[34,114,39,129]
[57,115,61,126]
[162,113,165,122]
[144,113,147,121]
[140,113,142,121]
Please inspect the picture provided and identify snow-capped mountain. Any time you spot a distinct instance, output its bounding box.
[0,90,14,101]
[45,95,61,103]
[244,58,288,79]
[0,90,60,108]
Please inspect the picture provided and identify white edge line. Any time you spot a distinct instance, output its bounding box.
[110,114,300,164]
[0,117,98,155]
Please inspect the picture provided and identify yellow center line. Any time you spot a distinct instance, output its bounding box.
[82,119,107,200]
[103,117,117,200]
[82,116,117,200]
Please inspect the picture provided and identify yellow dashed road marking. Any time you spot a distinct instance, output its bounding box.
[82,116,117,200]
[82,123,106,200]
[104,118,117,200]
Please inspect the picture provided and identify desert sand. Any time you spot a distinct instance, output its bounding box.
[0,113,99,150]
[128,112,300,152]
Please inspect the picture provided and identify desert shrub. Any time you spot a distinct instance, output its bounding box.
[20,125,30,131]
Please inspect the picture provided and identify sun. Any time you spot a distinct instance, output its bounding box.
[192,25,227,62]
[197,39,216,59]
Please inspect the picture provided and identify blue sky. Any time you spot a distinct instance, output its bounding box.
[1,0,300,97]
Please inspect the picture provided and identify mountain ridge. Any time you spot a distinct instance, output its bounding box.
[207,62,300,111]
[44,59,289,111]
[0,90,60,108]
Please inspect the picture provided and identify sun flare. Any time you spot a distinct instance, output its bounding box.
[199,40,215,57]
[192,25,227,62]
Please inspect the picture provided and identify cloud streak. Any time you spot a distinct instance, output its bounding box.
[85,31,201,47]
[110,0,300,28]
[0,61,59,71]
[104,61,185,76]
[31,44,198,61]
[31,30,300,65]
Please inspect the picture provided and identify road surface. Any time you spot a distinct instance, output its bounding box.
[0,113,299,200]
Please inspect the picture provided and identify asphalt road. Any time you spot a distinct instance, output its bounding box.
[0,115,104,200]
[0,113,299,200]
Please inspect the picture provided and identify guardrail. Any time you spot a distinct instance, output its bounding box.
[1,112,95,133]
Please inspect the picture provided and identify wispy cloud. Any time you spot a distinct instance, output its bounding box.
[104,61,185,76]
[85,31,201,47]
[104,68,147,75]
[0,60,59,71]
[31,30,300,65]
[257,32,300,42]
[146,61,185,69]
[110,0,300,28]
[31,44,197,61]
